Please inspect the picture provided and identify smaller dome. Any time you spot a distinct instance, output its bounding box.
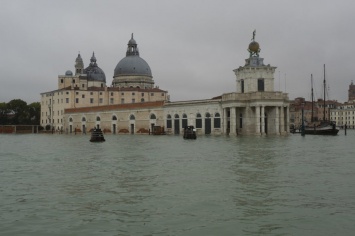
[248,41,260,53]
[65,70,73,76]
[84,52,106,82]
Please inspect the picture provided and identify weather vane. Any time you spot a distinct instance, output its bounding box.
[252,30,256,41]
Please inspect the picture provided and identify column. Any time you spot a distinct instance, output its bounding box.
[230,107,236,135]
[286,106,290,133]
[280,106,285,134]
[223,108,228,134]
[275,107,280,134]
[202,114,205,134]
[255,106,261,135]
[261,106,265,135]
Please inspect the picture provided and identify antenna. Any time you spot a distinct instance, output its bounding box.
[278,71,280,91]
[284,73,287,92]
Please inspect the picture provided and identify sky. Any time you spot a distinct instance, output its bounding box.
[1,0,355,104]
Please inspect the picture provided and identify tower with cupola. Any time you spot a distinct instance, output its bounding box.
[234,30,276,94]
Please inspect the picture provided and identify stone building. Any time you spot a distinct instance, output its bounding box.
[41,32,290,135]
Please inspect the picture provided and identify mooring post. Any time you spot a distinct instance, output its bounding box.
[345,124,347,136]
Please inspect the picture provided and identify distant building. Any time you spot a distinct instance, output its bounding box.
[349,81,355,102]
[40,33,290,135]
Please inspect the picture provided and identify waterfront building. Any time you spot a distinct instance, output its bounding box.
[330,82,355,129]
[40,32,290,135]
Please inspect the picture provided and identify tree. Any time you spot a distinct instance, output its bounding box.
[28,102,41,125]
[7,99,29,125]
[0,102,9,125]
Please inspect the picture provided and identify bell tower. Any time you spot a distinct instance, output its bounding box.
[75,53,84,75]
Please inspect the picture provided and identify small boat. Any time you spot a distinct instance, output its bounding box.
[90,128,105,142]
[152,126,166,135]
[183,126,197,139]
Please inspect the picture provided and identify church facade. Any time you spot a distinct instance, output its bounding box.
[40,33,290,135]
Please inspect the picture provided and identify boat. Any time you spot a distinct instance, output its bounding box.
[90,128,105,142]
[151,126,166,135]
[183,126,197,139]
[304,65,339,135]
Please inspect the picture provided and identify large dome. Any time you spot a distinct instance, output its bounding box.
[114,55,152,77]
[84,52,106,82]
[113,34,152,78]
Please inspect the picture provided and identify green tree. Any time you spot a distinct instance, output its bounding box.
[7,99,29,125]
[0,102,9,125]
[28,102,41,125]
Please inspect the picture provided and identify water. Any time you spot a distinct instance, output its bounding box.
[1,132,355,235]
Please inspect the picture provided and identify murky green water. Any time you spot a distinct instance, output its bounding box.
[1,131,355,235]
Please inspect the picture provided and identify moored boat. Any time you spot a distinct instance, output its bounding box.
[183,126,197,139]
[303,65,339,135]
[90,128,105,142]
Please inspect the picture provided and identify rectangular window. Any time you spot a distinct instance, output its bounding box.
[196,119,202,128]
[66,98,69,103]
[90,92,93,95]
[141,93,144,96]
[76,92,79,95]
[241,79,244,93]
[99,98,103,103]
[151,93,154,96]
[167,120,172,128]
[82,94,85,98]
[132,92,135,95]
[66,92,69,95]
[258,79,265,92]
[61,79,63,83]
[111,92,114,96]
[132,99,135,103]
[121,92,124,95]
[214,118,221,128]
[100,92,102,95]
[82,84,85,88]
[110,98,114,104]
[76,98,79,103]
[121,98,125,104]
[161,93,164,96]
[90,98,94,103]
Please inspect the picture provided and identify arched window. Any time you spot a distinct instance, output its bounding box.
[141,98,145,102]
[69,117,73,122]
[112,115,117,121]
[239,113,243,128]
[96,116,100,121]
[214,113,221,128]
[150,114,156,119]
[196,113,202,128]
[174,114,179,119]
[130,114,135,120]
[205,113,211,118]
[167,114,172,128]
[82,117,86,122]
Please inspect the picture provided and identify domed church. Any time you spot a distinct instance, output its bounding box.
[40,32,290,135]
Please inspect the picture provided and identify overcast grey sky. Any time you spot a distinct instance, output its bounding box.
[1,0,354,103]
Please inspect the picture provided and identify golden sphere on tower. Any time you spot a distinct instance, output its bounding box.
[248,41,260,53]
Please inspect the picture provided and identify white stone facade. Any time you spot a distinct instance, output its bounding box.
[41,34,290,136]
